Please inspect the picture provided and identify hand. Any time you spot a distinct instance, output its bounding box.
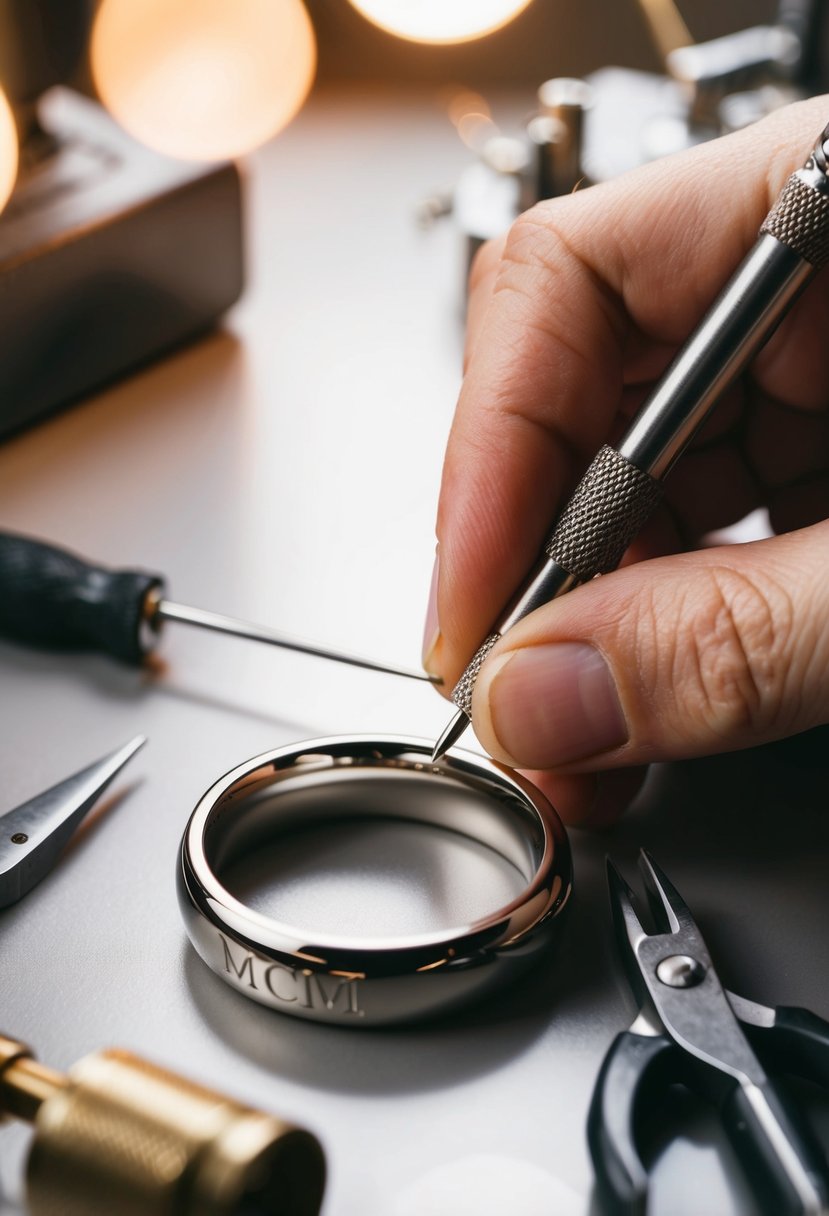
[423,97,829,827]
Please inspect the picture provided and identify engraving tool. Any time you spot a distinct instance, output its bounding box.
[0,735,145,908]
[0,531,439,684]
[433,116,829,760]
[0,1031,325,1215]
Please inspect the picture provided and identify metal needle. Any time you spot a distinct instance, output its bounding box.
[0,532,441,685]
[431,709,468,761]
[156,599,441,685]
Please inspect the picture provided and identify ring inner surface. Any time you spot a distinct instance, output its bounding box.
[202,765,546,937]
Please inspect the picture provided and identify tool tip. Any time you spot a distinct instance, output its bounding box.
[121,734,148,758]
[431,709,469,762]
[102,735,147,775]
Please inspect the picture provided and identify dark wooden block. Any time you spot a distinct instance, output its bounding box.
[0,87,244,439]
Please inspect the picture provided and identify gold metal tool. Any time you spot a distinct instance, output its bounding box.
[0,1033,326,1216]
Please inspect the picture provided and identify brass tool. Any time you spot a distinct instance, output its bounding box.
[0,1033,325,1216]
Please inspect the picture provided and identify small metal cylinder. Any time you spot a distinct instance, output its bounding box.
[24,1048,325,1216]
[535,77,594,198]
[618,233,813,478]
[0,1035,62,1123]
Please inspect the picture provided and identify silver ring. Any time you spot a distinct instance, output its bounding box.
[178,736,572,1027]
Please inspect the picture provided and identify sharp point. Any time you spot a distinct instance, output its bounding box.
[638,849,682,934]
[430,709,468,762]
[110,734,148,766]
[606,856,648,949]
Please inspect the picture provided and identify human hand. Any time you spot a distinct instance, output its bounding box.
[423,97,829,827]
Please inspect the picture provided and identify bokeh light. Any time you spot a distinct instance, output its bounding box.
[0,88,19,214]
[347,0,535,45]
[91,0,317,162]
[446,89,498,152]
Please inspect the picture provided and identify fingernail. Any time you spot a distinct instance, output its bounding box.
[481,643,628,768]
[422,552,441,671]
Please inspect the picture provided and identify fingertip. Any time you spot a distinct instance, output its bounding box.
[472,641,629,770]
[421,551,441,672]
[424,638,453,700]
[470,649,523,766]
[517,766,647,830]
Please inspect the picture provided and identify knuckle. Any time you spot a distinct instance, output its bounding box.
[665,564,794,736]
[493,208,589,351]
[499,202,574,280]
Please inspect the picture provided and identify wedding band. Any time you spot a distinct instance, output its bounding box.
[178,736,572,1026]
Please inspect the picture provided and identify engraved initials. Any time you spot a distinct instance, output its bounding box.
[221,935,257,988]
[307,973,364,1016]
[264,962,298,1003]
[218,935,365,1015]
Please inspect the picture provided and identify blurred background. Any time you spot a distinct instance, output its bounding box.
[309,0,778,83]
[0,0,820,440]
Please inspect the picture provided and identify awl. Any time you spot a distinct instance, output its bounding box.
[0,532,438,684]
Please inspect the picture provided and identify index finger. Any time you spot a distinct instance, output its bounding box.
[426,97,829,688]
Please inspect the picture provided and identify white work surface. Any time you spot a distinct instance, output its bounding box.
[0,88,827,1216]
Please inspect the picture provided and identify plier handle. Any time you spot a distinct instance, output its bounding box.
[589,852,829,1215]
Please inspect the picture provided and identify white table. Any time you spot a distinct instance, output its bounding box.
[0,87,826,1216]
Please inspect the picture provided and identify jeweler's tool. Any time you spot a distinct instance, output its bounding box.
[0,1032,325,1216]
[433,116,829,760]
[589,851,829,1215]
[0,532,439,684]
[0,735,145,909]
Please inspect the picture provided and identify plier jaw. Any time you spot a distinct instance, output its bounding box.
[590,851,829,1216]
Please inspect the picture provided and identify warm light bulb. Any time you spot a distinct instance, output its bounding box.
[0,88,19,214]
[91,0,316,162]
[347,0,534,44]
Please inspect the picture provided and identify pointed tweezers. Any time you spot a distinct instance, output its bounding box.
[0,736,145,909]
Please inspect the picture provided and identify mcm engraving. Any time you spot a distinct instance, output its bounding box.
[264,961,298,1003]
[218,934,365,1016]
[221,936,257,988]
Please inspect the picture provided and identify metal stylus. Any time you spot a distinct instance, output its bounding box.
[433,119,829,761]
[0,532,440,685]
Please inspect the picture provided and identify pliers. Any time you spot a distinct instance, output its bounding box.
[589,850,829,1215]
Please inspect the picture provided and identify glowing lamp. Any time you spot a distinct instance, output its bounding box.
[346,0,535,45]
[0,88,18,214]
[91,0,317,162]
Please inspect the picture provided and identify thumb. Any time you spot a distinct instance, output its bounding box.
[470,521,829,771]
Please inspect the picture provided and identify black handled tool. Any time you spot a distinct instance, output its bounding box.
[0,531,438,683]
[588,851,829,1215]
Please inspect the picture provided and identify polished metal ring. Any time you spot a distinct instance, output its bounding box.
[178,736,572,1027]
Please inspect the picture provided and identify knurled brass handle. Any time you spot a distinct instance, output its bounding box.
[0,1033,325,1216]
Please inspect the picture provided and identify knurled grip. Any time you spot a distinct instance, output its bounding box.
[451,447,662,716]
[452,632,500,716]
[544,446,662,579]
[760,172,829,268]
